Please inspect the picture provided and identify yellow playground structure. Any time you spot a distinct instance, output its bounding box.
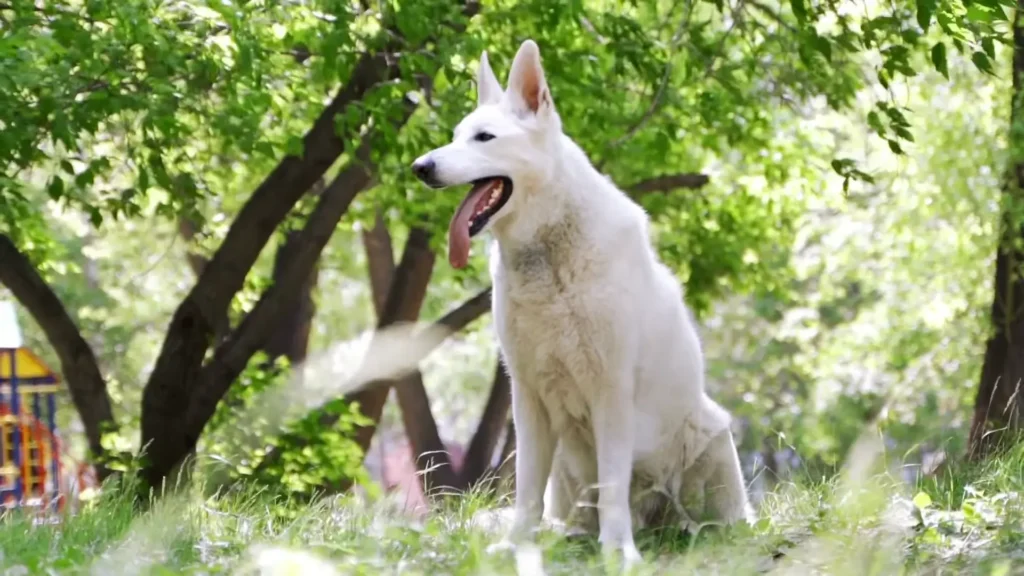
[0,301,64,511]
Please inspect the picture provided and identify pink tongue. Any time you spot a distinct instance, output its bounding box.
[448,181,493,268]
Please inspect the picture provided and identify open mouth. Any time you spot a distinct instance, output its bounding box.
[448,176,513,268]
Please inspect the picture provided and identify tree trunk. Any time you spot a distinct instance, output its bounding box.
[0,235,118,481]
[969,5,1024,459]
[349,228,436,454]
[142,141,378,490]
[363,210,396,316]
[263,228,320,366]
[395,370,460,492]
[360,218,474,492]
[458,359,511,489]
[176,217,231,341]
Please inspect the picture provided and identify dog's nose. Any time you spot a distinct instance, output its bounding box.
[411,157,436,182]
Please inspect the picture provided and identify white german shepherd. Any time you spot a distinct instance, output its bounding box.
[412,39,751,564]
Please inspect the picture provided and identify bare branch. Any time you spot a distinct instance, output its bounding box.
[746,0,796,31]
[626,172,710,195]
[458,359,511,488]
[606,0,694,151]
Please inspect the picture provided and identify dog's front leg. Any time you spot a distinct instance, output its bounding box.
[592,383,642,566]
[507,383,556,543]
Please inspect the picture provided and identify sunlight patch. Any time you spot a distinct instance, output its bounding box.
[235,546,339,576]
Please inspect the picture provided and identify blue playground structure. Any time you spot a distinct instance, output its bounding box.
[0,301,63,511]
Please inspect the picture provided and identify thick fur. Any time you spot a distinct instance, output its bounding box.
[413,40,751,562]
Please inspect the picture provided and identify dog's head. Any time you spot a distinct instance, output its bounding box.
[411,39,562,268]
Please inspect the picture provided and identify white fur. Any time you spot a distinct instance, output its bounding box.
[414,40,751,564]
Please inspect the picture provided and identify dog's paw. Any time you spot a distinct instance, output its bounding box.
[622,544,643,568]
[485,538,517,556]
[601,542,644,573]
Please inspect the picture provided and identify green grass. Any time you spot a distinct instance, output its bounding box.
[0,443,1022,575]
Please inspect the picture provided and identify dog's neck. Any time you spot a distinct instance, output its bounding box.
[491,133,609,264]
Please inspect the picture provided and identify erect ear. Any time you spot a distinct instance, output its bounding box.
[477,51,503,107]
[506,39,554,117]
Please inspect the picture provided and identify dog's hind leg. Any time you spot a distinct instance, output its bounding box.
[592,382,642,566]
[700,428,752,526]
[546,434,598,535]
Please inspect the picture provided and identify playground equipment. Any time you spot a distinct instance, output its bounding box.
[0,301,63,511]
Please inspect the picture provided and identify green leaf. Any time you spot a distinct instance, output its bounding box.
[867,110,887,135]
[894,126,915,142]
[791,0,807,25]
[888,139,904,155]
[46,177,64,200]
[87,206,103,227]
[982,37,996,59]
[878,67,891,89]
[972,51,996,75]
[285,136,305,158]
[884,106,911,128]
[931,42,949,79]
[811,35,832,62]
[966,5,995,22]
[916,0,936,30]
[961,501,977,519]
[913,491,933,510]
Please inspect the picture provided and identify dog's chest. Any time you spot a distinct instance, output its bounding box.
[493,241,613,430]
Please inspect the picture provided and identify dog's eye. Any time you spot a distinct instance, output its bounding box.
[474,132,496,142]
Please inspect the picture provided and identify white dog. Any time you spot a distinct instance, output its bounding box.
[412,39,750,564]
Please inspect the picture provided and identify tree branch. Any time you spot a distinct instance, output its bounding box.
[253,228,436,478]
[746,0,797,31]
[626,172,710,195]
[457,358,511,488]
[363,209,396,317]
[251,284,493,478]
[176,217,209,278]
[183,140,379,443]
[395,369,460,493]
[0,234,117,481]
[262,227,320,365]
[605,0,694,151]
[347,227,436,456]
